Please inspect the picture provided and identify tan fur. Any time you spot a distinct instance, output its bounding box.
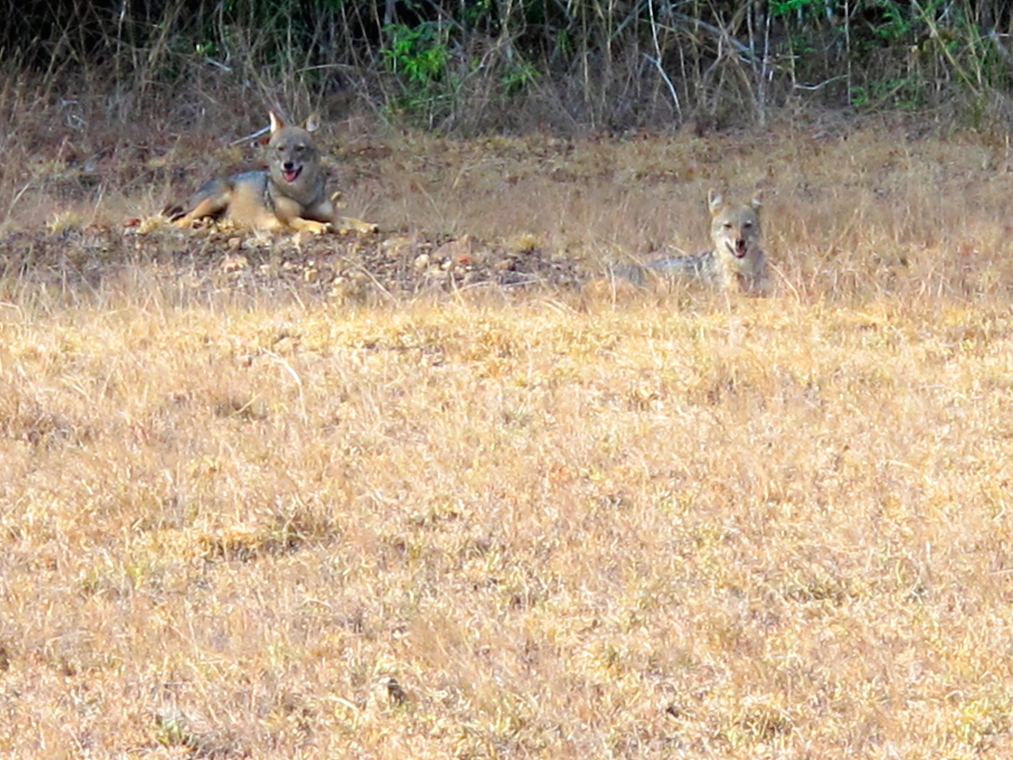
[171,111,377,235]
[609,189,768,296]
[706,189,767,295]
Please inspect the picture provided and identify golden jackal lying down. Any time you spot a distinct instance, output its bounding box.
[171,111,377,235]
[615,190,768,295]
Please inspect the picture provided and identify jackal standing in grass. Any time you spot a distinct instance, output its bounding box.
[615,190,768,295]
[171,110,377,235]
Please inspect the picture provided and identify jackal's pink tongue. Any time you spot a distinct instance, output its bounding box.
[282,169,299,183]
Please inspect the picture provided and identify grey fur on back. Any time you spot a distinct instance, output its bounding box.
[610,251,717,288]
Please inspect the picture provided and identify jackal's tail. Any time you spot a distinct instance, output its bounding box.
[609,262,649,286]
[162,203,187,222]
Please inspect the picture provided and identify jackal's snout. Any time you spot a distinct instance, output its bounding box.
[719,224,750,259]
[279,161,302,183]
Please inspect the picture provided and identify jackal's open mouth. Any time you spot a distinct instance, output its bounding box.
[281,167,302,183]
[726,240,748,258]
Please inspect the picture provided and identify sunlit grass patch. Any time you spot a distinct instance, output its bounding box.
[3,122,1013,757]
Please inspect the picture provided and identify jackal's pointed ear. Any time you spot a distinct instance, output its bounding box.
[269,110,286,135]
[708,189,724,215]
[303,113,321,133]
[750,190,764,210]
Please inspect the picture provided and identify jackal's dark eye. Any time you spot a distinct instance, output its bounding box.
[723,222,734,229]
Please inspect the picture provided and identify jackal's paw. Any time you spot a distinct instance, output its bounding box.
[339,217,380,235]
[292,219,332,235]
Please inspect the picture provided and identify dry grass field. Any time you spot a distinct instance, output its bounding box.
[4,113,1013,758]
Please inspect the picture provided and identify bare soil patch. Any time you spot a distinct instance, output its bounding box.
[0,224,584,302]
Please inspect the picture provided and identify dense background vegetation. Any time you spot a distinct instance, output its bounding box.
[4,0,1013,133]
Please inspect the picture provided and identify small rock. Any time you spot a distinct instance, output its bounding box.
[432,235,476,262]
[382,235,414,256]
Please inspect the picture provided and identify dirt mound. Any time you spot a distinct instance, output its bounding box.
[0,222,585,302]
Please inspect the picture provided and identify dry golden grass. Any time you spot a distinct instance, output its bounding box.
[4,117,1013,757]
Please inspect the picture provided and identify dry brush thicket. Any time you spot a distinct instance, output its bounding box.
[3,116,1013,757]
